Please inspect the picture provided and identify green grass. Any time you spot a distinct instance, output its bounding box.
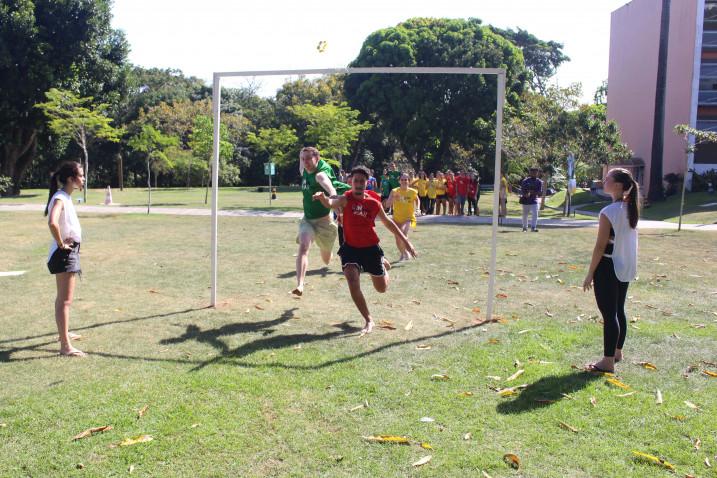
[557,190,717,225]
[1,211,716,477]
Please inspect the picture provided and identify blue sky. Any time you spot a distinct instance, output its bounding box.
[111,0,628,102]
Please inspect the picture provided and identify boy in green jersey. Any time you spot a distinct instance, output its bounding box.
[293,147,349,296]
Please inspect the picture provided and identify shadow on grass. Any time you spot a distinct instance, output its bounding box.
[275,267,342,279]
[496,371,601,414]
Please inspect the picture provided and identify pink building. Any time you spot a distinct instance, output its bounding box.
[608,0,716,195]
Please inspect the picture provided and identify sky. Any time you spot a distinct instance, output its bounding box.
[111,0,629,102]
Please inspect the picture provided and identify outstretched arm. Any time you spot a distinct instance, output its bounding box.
[377,206,417,257]
[313,191,347,210]
[385,190,395,208]
[315,172,337,197]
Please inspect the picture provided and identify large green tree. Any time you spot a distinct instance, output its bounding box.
[35,88,122,203]
[0,0,129,195]
[345,18,527,171]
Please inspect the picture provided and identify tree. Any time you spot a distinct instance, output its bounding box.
[489,26,570,94]
[127,125,179,213]
[188,115,235,203]
[246,126,298,169]
[674,124,717,231]
[35,88,122,203]
[594,80,608,106]
[0,0,129,196]
[345,18,527,171]
[289,103,371,168]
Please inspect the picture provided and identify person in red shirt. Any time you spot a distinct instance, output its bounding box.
[455,171,469,216]
[445,170,456,215]
[313,165,417,335]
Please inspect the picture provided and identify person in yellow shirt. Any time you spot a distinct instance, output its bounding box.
[386,173,419,261]
[499,174,509,225]
[426,173,438,214]
[411,171,429,215]
[435,171,447,215]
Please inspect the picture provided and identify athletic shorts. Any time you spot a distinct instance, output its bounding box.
[338,243,386,276]
[297,216,338,252]
[48,242,81,275]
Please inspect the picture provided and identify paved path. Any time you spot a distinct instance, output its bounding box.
[1,203,715,231]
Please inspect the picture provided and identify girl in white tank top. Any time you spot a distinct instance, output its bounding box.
[45,161,86,357]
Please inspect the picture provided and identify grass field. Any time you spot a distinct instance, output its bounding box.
[1,210,716,477]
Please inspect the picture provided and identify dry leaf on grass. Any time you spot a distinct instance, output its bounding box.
[404,320,413,331]
[496,293,508,299]
[694,438,701,450]
[702,370,717,378]
[616,391,636,397]
[487,338,501,345]
[128,465,135,474]
[72,425,113,441]
[378,320,396,330]
[685,401,700,411]
[558,421,579,433]
[148,289,159,294]
[254,304,265,310]
[503,453,520,469]
[606,378,631,390]
[431,374,450,381]
[349,401,369,412]
[706,457,712,468]
[631,451,675,471]
[118,435,153,447]
[419,417,435,423]
[472,307,481,314]
[137,405,149,419]
[457,391,474,398]
[415,344,432,350]
[505,370,525,382]
[362,435,410,444]
[420,442,433,450]
[637,362,657,370]
[656,389,663,405]
[412,455,432,467]
[463,432,472,440]
[482,471,493,478]
[590,397,597,407]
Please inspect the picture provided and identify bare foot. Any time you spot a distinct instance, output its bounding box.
[60,347,86,358]
[360,320,375,336]
[382,257,392,271]
[291,286,304,297]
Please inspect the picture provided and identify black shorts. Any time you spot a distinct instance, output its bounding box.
[338,244,385,276]
[48,242,81,275]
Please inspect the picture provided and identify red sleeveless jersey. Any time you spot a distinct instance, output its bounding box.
[342,191,381,248]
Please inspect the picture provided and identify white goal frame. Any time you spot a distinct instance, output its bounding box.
[210,67,506,319]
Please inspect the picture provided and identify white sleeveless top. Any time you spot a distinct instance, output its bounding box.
[47,190,82,262]
[599,201,638,282]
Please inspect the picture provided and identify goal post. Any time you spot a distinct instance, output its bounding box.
[210,67,506,319]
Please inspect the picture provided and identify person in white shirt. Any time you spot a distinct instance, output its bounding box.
[45,161,86,357]
[582,168,639,373]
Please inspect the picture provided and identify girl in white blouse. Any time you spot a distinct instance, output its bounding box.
[45,161,86,357]
[583,168,639,373]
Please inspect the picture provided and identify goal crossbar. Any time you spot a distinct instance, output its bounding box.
[210,66,506,319]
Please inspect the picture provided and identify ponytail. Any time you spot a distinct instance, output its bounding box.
[45,161,81,216]
[609,168,640,229]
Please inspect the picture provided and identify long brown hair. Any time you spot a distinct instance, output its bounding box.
[45,161,82,216]
[608,168,640,228]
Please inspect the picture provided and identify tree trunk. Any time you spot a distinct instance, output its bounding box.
[79,129,89,204]
[116,151,124,191]
[0,127,37,196]
[204,163,211,205]
[147,159,152,214]
[186,157,192,189]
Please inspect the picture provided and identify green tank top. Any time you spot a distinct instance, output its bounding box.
[301,159,349,219]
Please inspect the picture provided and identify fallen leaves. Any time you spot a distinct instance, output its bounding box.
[505,369,525,382]
[349,400,369,412]
[431,374,450,382]
[503,453,520,469]
[637,362,657,371]
[684,401,700,411]
[72,425,113,441]
[412,455,432,467]
[558,421,579,433]
[362,435,410,444]
[415,344,432,350]
[590,397,597,407]
[655,389,663,405]
[702,370,717,378]
[495,384,528,397]
[118,435,153,447]
[606,378,631,390]
[631,451,675,471]
[496,293,508,299]
[378,320,396,330]
[404,320,413,331]
[137,405,149,419]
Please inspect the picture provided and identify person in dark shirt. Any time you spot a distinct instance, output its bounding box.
[519,167,543,232]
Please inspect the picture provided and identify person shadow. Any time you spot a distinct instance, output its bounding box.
[159,308,362,371]
[496,371,602,414]
[275,267,342,279]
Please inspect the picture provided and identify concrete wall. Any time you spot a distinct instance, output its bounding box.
[607,0,699,195]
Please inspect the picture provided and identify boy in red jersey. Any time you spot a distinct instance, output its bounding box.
[313,165,417,334]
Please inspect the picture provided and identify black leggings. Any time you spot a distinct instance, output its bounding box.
[593,257,629,357]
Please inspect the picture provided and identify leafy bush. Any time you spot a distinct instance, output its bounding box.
[0,176,12,195]
[691,169,717,192]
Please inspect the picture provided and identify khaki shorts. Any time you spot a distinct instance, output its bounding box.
[297,215,338,253]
